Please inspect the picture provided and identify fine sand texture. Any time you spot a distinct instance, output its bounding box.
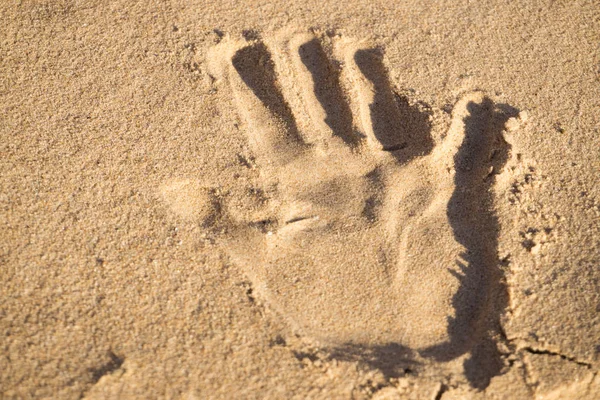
[1,1,599,399]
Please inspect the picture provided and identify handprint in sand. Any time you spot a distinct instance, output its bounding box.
[200,31,517,370]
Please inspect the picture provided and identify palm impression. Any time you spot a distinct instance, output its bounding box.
[201,31,517,369]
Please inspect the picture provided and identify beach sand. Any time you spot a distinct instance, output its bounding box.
[1,1,599,398]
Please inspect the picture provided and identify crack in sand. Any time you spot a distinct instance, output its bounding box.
[521,346,593,369]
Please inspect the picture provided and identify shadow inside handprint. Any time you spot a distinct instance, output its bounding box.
[298,38,357,145]
[421,99,517,388]
[354,49,433,159]
[325,342,418,380]
[232,42,304,149]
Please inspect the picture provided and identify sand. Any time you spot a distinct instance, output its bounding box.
[1,0,599,398]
